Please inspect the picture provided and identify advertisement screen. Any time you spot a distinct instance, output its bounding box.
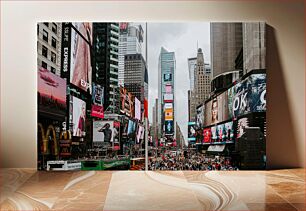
[203,128,212,144]
[164,103,173,110]
[136,125,144,143]
[224,121,235,142]
[188,122,196,141]
[165,84,172,93]
[93,120,114,143]
[92,83,104,106]
[113,121,120,143]
[228,73,266,118]
[196,105,204,128]
[120,87,134,117]
[165,120,174,135]
[165,108,173,121]
[209,121,235,144]
[127,120,136,136]
[70,96,86,137]
[164,73,172,81]
[135,97,141,120]
[204,92,229,127]
[37,67,66,114]
[70,22,93,93]
[237,117,249,138]
[91,104,104,118]
[164,93,173,102]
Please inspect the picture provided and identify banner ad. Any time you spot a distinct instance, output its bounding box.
[70,96,86,137]
[120,87,134,117]
[135,97,141,120]
[93,120,114,143]
[136,125,144,143]
[92,83,104,106]
[70,22,93,93]
[37,67,67,114]
[188,122,196,141]
[91,104,104,118]
[209,121,235,144]
[196,104,205,128]
[164,93,173,102]
[113,121,120,143]
[165,120,174,135]
[203,128,212,144]
[165,108,173,120]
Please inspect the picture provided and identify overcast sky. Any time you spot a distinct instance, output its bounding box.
[146,23,211,144]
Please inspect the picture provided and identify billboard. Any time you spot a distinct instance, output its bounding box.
[70,96,86,137]
[228,74,266,118]
[204,91,229,126]
[127,120,137,137]
[164,73,172,82]
[92,83,104,106]
[164,103,173,110]
[91,104,104,119]
[204,73,266,127]
[113,121,120,143]
[93,120,113,143]
[237,117,249,138]
[136,125,144,143]
[120,87,134,117]
[165,108,173,120]
[135,97,141,120]
[70,23,93,93]
[209,121,235,144]
[164,93,173,102]
[196,104,204,128]
[165,84,172,93]
[188,122,196,141]
[203,128,212,144]
[165,120,174,135]
[37,67,67,114]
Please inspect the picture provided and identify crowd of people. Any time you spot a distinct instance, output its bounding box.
[148,151,239,171]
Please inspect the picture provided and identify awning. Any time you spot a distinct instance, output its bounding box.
[207,145,226,152]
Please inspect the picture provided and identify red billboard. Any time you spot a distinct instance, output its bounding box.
[203,128,212,144]
[91,104,104,119]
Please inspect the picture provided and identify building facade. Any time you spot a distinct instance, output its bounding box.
[124,53,148,105]
[37,22,62,75]
[158,47,176,139]
[93,23,120,113]
[118,23,144,86]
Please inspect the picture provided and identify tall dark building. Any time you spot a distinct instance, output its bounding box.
[124,53,148,105]
[93,23,120,113]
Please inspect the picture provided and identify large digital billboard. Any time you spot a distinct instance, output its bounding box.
[69,96,86,137]
[165,108,173,121]
[204,73,266,127]
[70,23,93,93]
[92,83,104,106]
[120,87,134,118]
[93,120,113,143]
[209,121,235,144]
[165,120,174,135]
[188,122,196,141]
[203,128,212,144]
[37,67,67,114]
[228,73,266,118]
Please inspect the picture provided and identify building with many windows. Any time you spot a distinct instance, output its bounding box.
[118,23,144,86]
[124,53,148,105]
[93,23,120,113]
[37,22,62,75]
[158,47,176,139]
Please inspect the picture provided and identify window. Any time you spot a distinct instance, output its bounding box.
[42,61,47,69]
[51,37,56,48]
[51,66,56,73]
[43,30,48,42]
[52,23,57,34]
[51,52,56,63]
[42,45,48,58]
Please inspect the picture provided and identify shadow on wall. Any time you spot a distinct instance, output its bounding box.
[266,25,299,169]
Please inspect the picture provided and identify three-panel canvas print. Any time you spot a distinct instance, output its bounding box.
[37,22,266,171]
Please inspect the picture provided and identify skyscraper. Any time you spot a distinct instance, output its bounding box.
[37,22,62,76]
[93,23,120,113]
[118,23,144,86]
[158,47,175,139]
[188,49,211,122]
[124,53,148,105]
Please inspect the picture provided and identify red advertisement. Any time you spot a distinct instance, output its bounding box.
[203,128,212,144]
[91,104,104,118]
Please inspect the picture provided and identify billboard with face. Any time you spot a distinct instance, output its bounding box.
[93,120,113,143]
[188,122,196,141]
[237,117,249,138]
[165,120,174,135]
[92,83,104,106]
[224,121,235,142]
[70,96,86,137]
[37,67,67,114]
[228,73,266,118]
[70,23,93,93]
